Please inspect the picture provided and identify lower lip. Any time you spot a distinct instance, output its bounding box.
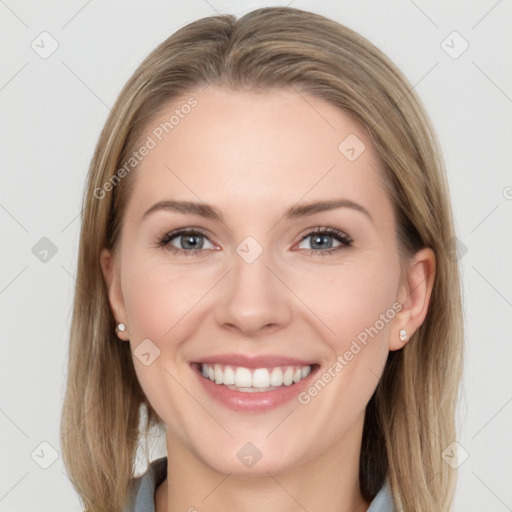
[192,364,319,413]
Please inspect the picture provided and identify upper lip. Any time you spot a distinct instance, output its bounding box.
[191,354,316,369]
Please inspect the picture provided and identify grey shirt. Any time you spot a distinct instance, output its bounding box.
[124,457,395,512]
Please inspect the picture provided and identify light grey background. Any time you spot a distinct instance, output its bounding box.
[1,0,511,510]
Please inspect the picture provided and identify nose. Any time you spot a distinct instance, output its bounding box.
[214,246,293,337]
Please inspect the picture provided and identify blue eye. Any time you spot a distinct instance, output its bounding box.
[297,227,352,256]
[157,227,352,257]
[158,229,215,256]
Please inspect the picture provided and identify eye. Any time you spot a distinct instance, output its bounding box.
[156,226,352,257]
[157,228,216,256]
[296,227,352,256]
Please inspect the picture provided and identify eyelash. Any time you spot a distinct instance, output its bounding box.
[156,226,353,257]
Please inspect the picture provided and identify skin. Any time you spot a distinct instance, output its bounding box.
[101,86,435,512]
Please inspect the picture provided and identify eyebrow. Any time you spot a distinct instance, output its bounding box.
[142,198,373,223]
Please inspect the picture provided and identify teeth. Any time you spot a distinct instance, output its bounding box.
[270,367,284,386]
[214,365,223,385]
[234,367,252,387]
[283,367,294,386]
[223,365,235,385]
[200,363,313,391]
[252,368,270,388]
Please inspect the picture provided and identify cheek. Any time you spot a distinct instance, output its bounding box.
[119,254,209,430]
[121,254,212,342]
[293,259,400,430]
[296,255,401,349]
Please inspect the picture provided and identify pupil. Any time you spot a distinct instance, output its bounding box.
[180,234,334,251]
[183,235,202,250]
[311,235,332,250]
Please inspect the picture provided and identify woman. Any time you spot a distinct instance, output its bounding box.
[60,6,463,512]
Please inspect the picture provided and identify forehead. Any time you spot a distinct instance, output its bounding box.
[123,86,392,225]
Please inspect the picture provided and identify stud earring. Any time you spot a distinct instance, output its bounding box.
[399,329,408,341]
[116,323,126,333]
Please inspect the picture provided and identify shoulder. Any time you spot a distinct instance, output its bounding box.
[123,457,168,512]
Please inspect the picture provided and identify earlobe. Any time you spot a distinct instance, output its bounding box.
[390,247,436,351]
[100,248,129,341]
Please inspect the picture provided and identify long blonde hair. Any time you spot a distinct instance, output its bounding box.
[60,7,463,511]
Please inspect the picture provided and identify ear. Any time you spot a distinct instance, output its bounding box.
[390,247,436,351]
[100,248,129,341]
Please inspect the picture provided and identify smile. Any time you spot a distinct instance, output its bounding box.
[200,363,312,392]
[190,354,319,413]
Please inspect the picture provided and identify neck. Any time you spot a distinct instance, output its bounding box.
[156,417,370,512]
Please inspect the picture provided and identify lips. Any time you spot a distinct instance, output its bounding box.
[194,354,317,369]
[190,354,319,413]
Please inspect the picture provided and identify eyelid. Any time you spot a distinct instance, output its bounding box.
[156,225,353,256]
[157,227,219,253]
[293,226,353,256]
[297,226,352,244]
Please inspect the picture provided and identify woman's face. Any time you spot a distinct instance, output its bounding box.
[102,86,415,475]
